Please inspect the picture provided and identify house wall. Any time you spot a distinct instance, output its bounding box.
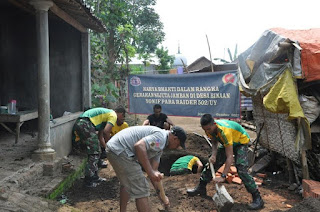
[0,4,38,110]
[0,4,83,118]
[0,3,86,157]
[49,17,82,118]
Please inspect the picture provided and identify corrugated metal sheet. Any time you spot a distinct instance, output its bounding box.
[53,0,106,32]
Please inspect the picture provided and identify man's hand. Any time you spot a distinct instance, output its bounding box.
[148,170,164,182]
[161,195,170,208]
[213,176,226,183]
[209,155,216,164]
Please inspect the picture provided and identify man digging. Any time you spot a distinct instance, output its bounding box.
[187,114,264,210]
[106,125,187,212]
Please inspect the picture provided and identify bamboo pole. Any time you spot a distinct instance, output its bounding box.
[206,34,214,72]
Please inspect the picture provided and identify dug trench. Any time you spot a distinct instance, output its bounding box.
[61,133,320,212]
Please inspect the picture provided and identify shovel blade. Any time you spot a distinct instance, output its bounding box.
[212,185,234,212]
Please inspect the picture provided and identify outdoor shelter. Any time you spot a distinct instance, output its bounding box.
[238,28,320,180]
[0,0,106,160]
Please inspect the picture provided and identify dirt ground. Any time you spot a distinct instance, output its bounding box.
[58,116,320,212]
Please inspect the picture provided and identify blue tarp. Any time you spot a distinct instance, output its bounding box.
[128,71,240,118]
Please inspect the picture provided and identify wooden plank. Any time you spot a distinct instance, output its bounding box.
[20,111,38,122]
[50,3,87,33]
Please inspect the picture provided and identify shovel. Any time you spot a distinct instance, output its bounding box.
[210,162,234,212]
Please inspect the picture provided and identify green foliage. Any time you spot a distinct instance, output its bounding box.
[91,70,119,108]
[156,46,174,71]
[84,0,166,105]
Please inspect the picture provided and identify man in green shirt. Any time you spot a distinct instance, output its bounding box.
[72,107,117,187]
[170,155,203,176]
[187,114,264,210]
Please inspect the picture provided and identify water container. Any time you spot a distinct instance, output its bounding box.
[8,100,17,114]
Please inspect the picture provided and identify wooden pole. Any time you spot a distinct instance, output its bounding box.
[301,148,310,179]
[206,34,214,72]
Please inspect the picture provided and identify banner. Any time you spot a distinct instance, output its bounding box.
[128,71,240,118]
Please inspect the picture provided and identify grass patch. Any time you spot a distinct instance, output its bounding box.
[47,158,87,200]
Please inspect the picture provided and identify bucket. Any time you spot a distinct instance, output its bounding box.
[0,106,8,114]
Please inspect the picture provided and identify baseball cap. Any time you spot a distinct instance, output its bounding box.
[171,126,187,149]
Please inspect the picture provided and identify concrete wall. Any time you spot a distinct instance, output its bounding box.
[50,112,82,157]
[0,3,83,118]
[49,19,82,118]
[0,4,38,109]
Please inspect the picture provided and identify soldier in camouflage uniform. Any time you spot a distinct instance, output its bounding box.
[187,114,264,210]
[72,107,117,187]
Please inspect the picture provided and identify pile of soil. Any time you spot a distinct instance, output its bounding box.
[60,132,313,212]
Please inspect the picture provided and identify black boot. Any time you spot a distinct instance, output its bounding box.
[83,176,98,188]
[248,190,264,210]
[92,172,106,183]
[98,159,108,168]
[187,181,207,196]
[100,149,107,159]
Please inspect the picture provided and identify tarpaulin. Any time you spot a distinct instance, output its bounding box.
[271,28,320,82]
[263,69,311,149]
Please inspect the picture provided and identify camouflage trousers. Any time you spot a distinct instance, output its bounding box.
[72,118,101,155]
[200,145,258,194]
[85,154,100,178]
[72,118,101,178]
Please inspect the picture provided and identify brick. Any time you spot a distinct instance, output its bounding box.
[302,179,320,193]
[226,175,234,184]
[253,177,264,184]
[256,173,267,178]
[232,177,242,184]
[256,182,262,186]
[286,204,293,208]
[229,166,237,174]
[310,188,320,198]
[303,190,312,198]
[217,164,225,174]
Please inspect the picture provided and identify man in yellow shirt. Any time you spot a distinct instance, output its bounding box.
[99,106,129,167]
[110,106,129,137]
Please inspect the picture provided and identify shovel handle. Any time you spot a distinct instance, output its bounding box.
[210,162,216,179]
[210,162,221,192]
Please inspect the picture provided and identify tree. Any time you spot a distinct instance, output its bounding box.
[85,0,165,107]
[156,46,174,72]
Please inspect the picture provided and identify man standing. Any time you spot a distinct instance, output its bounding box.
[72,107,116,187]
[143,104,174,130]
[170,155,203,176]
[187,114,264,210]
[106,125,187,212]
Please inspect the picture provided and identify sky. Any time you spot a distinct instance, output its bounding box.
[154,0,319,65]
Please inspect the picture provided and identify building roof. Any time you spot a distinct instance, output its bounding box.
[5,0,106,32]
[187,56,212,71]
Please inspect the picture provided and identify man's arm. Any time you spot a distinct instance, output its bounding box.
[142,119,150,126]
[134,140,162,182]
[214,145,233,183]
[196,160,203,173]
[209,140,218,164]
[165,117,174,126]
[149,158,170,207]
[222,145,233,177]
[98,123,113,149]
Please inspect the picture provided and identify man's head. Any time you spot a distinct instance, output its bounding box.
[168,126,187,150]
[200,114,217,135]
[115,106,126,126]
[153,104,162,117]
